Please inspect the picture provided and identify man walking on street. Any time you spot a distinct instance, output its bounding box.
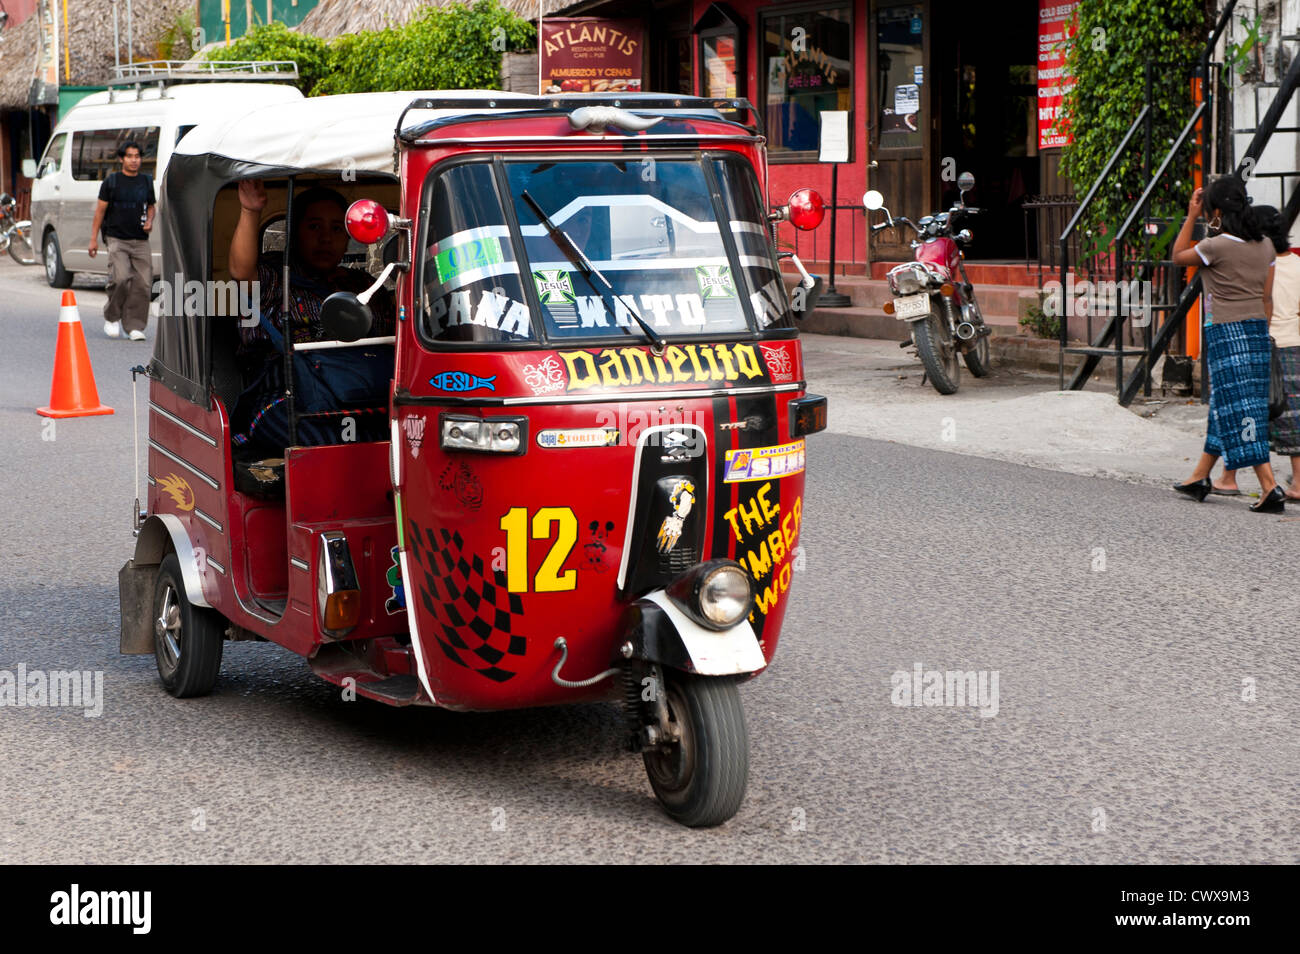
[89,141,155,341]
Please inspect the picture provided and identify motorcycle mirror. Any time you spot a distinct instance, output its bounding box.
[863,190,885,211]
[957,172,975,193]
[320,292,374,342]
[21,159,36,179]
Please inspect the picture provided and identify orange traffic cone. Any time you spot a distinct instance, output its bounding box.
[36,291,114,418]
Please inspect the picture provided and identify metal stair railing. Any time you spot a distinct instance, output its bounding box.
[1056,104,1151,391]
[1058,0,1238,396]
[1117,40,1300,406]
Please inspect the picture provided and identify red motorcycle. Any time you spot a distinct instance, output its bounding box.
[864,172,991,394]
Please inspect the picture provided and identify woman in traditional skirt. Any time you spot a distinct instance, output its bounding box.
[1210,205,1300,495]
[1171,176,1285,512]
[1254,206,1300,497]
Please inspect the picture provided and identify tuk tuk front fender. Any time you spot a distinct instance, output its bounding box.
[132,513,211,609]
[626,590,766,677]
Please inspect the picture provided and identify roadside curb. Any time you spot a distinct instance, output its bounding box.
[798,311,1204,391]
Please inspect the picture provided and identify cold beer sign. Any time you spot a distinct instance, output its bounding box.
[1038,1,1079,149]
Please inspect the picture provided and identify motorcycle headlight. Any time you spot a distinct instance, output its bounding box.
[665,559,753,630]
[699,565,752,627]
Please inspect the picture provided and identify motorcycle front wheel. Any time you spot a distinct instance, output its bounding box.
[913,309,960,394]
[643,672,748,827]
[7,223,36,266]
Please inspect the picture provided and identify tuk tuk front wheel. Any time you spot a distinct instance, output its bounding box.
[152,554,224,698]
[642,673,748,827]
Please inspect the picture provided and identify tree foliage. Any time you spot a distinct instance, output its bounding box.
[206,21,332,96]
[1058,0,1207,257]
[207,1,535,98]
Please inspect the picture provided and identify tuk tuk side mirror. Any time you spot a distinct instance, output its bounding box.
[320,292,374,342]
[345,199,390,245]
[793,274,824,316]
[21,159,37,178]
[380,229,412,272]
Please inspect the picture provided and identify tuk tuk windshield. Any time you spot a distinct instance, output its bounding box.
[420,155,793,345]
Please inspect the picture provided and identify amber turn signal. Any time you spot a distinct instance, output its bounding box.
[883,300,895,314]
[324,590,361,631]
[940,283,955,296]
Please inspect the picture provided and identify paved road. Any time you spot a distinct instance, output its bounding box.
[1,259,1296,863]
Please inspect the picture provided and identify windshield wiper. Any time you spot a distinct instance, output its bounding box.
[520,190,666,352]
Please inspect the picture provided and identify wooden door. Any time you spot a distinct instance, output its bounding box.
[869,0,933,262]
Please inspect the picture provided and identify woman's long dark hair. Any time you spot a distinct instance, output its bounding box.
[1254,204,1291,254]
[1204,175,1264,241]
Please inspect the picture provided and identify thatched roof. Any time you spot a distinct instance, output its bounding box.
[298,0,582,40]
[0,13,41,109]
[0,0,194,109]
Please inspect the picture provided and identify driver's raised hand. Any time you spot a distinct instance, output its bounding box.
[238,179,268,213]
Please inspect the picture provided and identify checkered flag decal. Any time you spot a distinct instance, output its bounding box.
[407,521,527,682]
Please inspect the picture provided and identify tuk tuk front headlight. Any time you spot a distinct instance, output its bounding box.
[440,414,527,455]
[665,559,753,631]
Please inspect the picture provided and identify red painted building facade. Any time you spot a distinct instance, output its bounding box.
[560,0,1055,270]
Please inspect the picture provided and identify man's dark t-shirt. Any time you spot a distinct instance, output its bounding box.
[98,171,155,240]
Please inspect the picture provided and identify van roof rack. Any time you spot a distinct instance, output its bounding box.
[395,94,761,140]
[106,60,299,98]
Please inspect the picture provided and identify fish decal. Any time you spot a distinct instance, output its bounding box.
[430,372,496,393]
[157,473,195,512]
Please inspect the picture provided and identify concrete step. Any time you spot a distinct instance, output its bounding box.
[867,261,1045,287]
[794,260,1052,288]
[785,270,1041,319]
[797,304,1022,341]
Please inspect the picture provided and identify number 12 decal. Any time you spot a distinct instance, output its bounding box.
[499,507,578,592]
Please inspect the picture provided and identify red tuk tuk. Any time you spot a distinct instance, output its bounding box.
[118,90,828,826]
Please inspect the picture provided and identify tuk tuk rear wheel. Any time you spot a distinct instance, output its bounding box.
[642,673,748,827]
[152,554,224,698]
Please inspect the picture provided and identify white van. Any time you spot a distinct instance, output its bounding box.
[28,69,302,287]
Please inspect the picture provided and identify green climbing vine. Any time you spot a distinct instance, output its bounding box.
[1057,0,1208,262]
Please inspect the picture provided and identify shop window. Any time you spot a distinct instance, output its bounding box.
[876,5,923,151]
[759,3,853,159]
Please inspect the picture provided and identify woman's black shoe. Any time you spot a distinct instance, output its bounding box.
[1173,477,1212,502]
[1250,485,1287,513]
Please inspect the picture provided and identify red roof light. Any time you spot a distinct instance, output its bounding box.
[345,199,390,245]
[787,189,825,231]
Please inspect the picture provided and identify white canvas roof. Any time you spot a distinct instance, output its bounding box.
[172,89,542,174]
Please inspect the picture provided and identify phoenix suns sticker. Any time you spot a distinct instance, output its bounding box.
[724,440,806,482]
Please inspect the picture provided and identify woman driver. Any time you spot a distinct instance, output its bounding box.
[228,180,394,353]
[227,180,395,449]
